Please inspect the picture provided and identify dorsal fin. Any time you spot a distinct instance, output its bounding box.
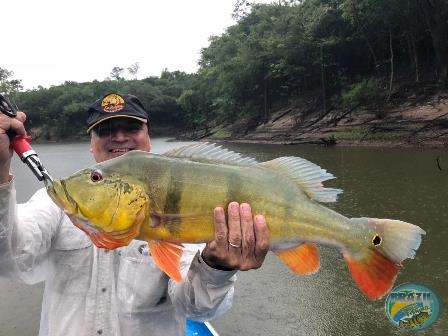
[163,143,258,166]
[261,157,342,202]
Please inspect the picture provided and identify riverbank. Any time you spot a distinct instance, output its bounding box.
[185,86,448,149]
[27,86,447,149]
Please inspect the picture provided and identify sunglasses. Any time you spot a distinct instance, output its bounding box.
[93,120,144,137]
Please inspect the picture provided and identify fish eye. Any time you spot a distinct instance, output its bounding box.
[90,170,103,182]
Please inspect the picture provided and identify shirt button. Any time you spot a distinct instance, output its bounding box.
[102,288,107,293]
[97,330,103,335]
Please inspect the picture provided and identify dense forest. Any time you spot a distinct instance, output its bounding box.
[1,0,447,142]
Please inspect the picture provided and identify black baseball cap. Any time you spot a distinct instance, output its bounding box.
[86,93,149,133]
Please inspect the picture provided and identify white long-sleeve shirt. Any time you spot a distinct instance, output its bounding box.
[0,177,236,336]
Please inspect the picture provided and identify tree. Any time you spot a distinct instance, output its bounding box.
[127,62,140,79]
[0,67,23,95]
[110,67,124,80]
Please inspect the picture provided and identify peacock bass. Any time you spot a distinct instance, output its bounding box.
[47,143,425,300]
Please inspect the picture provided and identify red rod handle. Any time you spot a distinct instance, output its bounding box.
[11,135,34,157]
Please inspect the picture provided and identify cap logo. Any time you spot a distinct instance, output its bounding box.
[101,94,125,113]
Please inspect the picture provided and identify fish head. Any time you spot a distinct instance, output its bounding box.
[47,166,149,248]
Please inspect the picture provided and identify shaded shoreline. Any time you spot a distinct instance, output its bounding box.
[29,133,447,149]
[198,137,446,148]
[179,91,448,149]
[178,132,448,149]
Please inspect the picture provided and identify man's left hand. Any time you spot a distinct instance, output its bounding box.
[201,202,269,271]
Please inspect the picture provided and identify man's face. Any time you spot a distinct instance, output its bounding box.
[90,118,151,163]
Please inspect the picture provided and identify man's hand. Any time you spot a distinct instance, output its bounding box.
[0,111,27,183]
[201,202,269,271]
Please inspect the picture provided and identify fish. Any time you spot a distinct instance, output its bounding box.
[398,311,431,329]
[47,143,425,300]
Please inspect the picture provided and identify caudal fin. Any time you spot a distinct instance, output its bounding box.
[343,218,425,300]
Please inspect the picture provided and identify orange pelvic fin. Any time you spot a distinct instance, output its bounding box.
[148,241,184,282]
[343,249,398,300]
[275,243,320,275]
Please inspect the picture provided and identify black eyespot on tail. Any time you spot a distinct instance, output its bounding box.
[372,234,382,246]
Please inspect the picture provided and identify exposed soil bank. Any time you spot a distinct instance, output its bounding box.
[195,87,448,148]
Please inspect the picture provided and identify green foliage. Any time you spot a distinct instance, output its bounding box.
[0,67,23,94]
[341,78,386,108]
[11,71,193,140]
[191,0,445,127]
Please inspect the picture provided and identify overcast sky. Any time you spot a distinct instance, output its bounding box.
[3,0,270,90]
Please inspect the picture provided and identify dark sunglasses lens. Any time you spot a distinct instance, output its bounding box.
[94,124,111,137]
[123,123,144,133]
[94,121,143,137]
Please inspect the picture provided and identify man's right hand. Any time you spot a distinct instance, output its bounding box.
[0,112,27,184]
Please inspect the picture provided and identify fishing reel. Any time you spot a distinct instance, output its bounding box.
[0,93,53,186]
[0,94,17,118]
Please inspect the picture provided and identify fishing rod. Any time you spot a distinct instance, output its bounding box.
[0,93,53,188]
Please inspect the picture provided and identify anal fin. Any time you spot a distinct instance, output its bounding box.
[148,241,184,282]
[275,243,320,275]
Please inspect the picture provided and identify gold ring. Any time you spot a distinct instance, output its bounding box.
[229,242,241,248]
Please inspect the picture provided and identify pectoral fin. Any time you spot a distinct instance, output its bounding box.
[148,241,184,282]
[275,243,320,275]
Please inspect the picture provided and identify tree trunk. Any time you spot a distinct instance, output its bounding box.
[406,0,420,82]
[410,33,420,82]
[388,29,394,101]
[320,44,326,116]
[365,38,378,70]
[263,73,271,120]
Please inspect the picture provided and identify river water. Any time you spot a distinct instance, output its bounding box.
[1,138,446,335]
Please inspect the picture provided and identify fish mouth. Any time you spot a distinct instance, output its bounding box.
[60,180,79,212]
[47,180,79,214]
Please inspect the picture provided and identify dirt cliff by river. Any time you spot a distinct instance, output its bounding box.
[205,84,448,148]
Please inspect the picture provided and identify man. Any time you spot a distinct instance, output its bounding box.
[0,93,269,335]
